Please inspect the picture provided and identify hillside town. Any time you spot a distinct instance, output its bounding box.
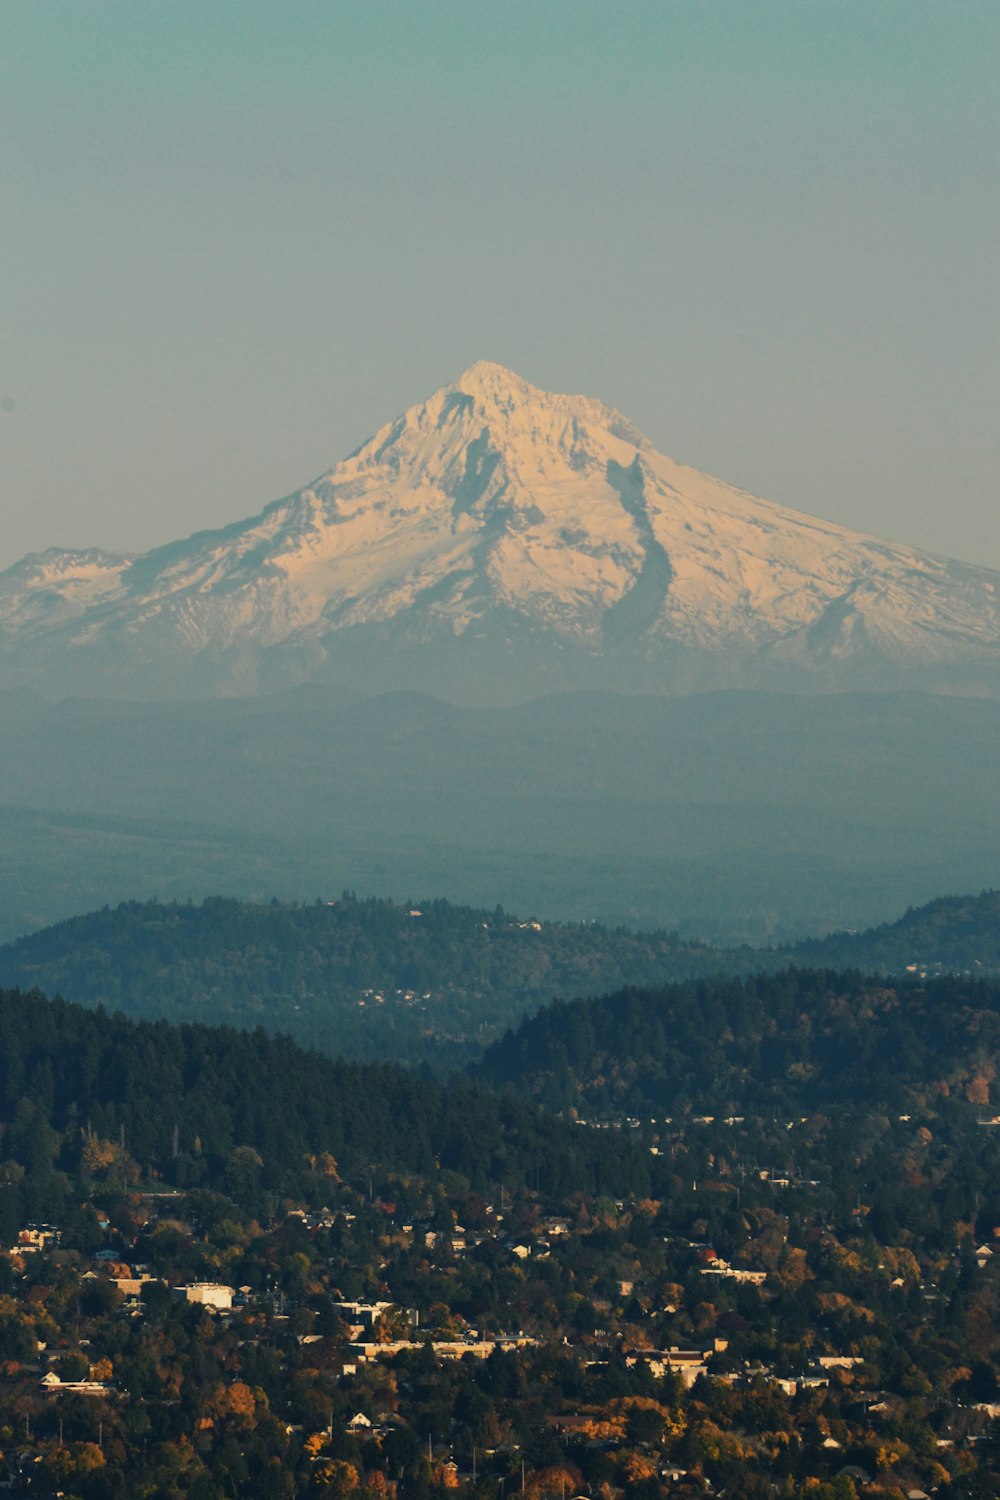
[2,1134,999,1500]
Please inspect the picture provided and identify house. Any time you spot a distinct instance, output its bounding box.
[347,1334,538,1362]
[626,1349,712,1388]
[700,1261,766,1284]
[172,1282,234,1310]
[16,1224,60,1253]
[332,1300,394,1328]
[40,1371,113,1397]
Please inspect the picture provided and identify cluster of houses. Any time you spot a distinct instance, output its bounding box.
[8,1191,1000,1462]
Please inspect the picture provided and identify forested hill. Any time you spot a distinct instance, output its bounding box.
[0,985,649,1230]
[475,968,1000,1118]
[0,890,996,1069]
[784,888,1000,974]
[0,895,729,1065]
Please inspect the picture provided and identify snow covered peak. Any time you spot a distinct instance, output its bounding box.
[331,361,651,517]
[2,363,1000,702]
[446,360,650,450]
[453,359,535,401]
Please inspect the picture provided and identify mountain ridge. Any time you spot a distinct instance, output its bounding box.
[4,362,1000,700]
[0,885,997,1071]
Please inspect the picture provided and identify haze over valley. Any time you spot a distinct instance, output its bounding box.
[2,681,999,946]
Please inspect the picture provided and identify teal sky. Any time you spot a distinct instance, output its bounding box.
[3,1,999,568]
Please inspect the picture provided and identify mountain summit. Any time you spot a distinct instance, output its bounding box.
[3,363,1000,699]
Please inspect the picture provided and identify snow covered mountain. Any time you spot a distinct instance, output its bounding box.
[3,360,1000,700]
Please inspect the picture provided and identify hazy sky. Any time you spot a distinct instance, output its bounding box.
[3,1,999,571]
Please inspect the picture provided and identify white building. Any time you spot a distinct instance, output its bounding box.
[173,1282,234,1310]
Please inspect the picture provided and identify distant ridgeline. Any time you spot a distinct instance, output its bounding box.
[0,895,727,1066]
[476,968,1000,1119]
[0,890,997,1068]
[782,889,1000,975]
